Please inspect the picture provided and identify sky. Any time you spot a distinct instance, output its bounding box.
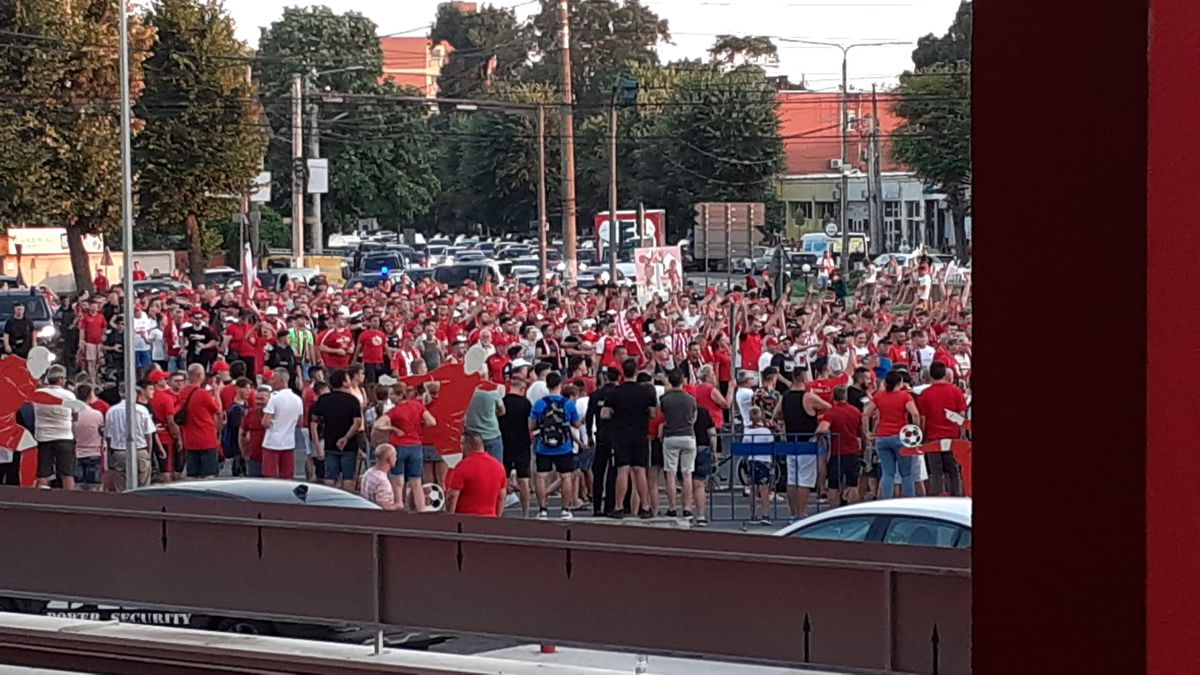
[224,0,963,91]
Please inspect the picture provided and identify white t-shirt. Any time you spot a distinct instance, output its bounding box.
[735,386,754,428]
[262,388,303,450]
[757,352,774,373]
[742,424,775,463]
[919,274,933,301]
[914,345,937,371]
[133,315,156,352]
[527,380,549,405]
[149,327,166,361]
[33,385,78,442]
[574,396,590,448]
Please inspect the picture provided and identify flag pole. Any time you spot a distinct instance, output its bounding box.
[118,0,139,490]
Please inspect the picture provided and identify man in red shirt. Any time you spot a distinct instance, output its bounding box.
[148,370,181,479]
[172,363,222,479]
[808,357,851,404]
[356,318,388,384]
[78,302,108,380]
[240,385,271,477]
[916,361,968,496]
[319,315,354,370]
[93,269,109,293]
[446,431,507,517]
[817,386,864,507]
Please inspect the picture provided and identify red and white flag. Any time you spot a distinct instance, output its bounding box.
[242,243,254,304]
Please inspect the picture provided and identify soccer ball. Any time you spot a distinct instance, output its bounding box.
[899,425,924,449]
[424,483,446,512]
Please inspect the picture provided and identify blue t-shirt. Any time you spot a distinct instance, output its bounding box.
[530,394,580,456]
[874,356,893,380]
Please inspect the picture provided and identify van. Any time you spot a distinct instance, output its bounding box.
[799,232,870,266]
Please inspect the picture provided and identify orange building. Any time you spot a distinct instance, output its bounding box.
[774,90,962,251]
[380,37,454,98]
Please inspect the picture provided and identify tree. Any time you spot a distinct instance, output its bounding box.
[708,35,779,70]
[0,0,154,292]
[526,0,670,110]
[892,0,972,260]
[431,2,530,99]
[135,0,268,284]
[255,6,439,241]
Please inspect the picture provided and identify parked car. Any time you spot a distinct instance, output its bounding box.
[433,261,504,289]
[133,279,188,295]
[203,266,239,288]
[0,288,57,346]
[360,252,406,275]
[344,273,406,289]
[128,479,381,509]
[773,498,971,549]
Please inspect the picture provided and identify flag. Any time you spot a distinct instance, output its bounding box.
[242,243,254,304]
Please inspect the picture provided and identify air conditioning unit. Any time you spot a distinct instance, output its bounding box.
[829,158,844,170]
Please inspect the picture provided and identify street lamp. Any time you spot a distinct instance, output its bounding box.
[305,65,364,255]
[780,39,909,274]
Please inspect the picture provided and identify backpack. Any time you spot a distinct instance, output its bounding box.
[537,396,570,450]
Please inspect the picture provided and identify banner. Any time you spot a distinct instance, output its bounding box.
[634,245,684,304]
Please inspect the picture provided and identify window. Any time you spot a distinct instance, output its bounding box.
[882,517,964,548]
[955,529,972,549]
[789,516,875,542]
[792,201,814,221]
[884,201,901,219]
[0,297,49,321]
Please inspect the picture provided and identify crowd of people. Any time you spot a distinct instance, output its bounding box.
[0,253,971,526]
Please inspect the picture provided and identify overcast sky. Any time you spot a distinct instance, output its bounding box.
[225,0,962,90]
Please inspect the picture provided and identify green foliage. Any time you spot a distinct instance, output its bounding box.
[708,35,779,70]
[255,7,440,240]
[892,0,972,258]
[0,0,154,291]
[431,3,530,100]
[135,0,268,283]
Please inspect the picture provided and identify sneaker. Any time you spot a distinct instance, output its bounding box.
[606,510,627,519]
[638,509,653,520]
[682,510,694,518]
[758,517,773,526]
[560,510,574,520]
[665,509,678,517]
[695,517,709,528]
[537,509,549,520]
[504,493,520,508]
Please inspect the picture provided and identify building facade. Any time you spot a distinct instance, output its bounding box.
[380,37,454,99]
[774,89,967,253]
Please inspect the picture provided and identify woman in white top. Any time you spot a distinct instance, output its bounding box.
[149,315,167,369]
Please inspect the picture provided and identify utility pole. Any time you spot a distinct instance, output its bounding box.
[117,0,140,490]
[608,87,619,284]
[291,73,305,267]
[307,72,323,255]
[838,51,851,275]
[869,84,885,256]
[558,0,579,285]
[537,104,549,282]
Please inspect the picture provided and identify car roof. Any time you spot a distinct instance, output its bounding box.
[773,497,971,536]
[130,478,381,509]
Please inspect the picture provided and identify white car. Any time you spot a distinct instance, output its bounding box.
[773,497,971,549]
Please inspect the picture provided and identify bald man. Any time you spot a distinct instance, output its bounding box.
[361,444,399,510]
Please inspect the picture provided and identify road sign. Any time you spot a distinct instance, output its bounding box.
[823,221,839,237]
[306,159,328,194]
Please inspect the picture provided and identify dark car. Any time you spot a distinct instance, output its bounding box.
[361,252,405,275]
[0,288,56,345]
[401,267,435,283]
[344,273,406,289]
[433,262,502,289]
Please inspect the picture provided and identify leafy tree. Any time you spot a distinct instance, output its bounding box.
[708,35,779,70]
[135,0,268,284]
[255,6,439,241]
[526,0,669,110]
[0,0,154,292]
[892,0,972,259]
[431,3,530,100]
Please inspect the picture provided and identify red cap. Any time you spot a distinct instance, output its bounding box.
[148,370,169,383]
[765,336,780,346]
[212,360,231,372]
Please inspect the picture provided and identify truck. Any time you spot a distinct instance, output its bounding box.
[689,202,767,272]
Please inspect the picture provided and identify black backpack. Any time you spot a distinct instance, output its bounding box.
[538,397,570,449]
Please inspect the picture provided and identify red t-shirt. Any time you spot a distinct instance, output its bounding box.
[89,398,111,416]
[94,276,109,293]
[446,452,507,517]
[486,354,509,384]
[916,382,968,441]
[809,372,850,404]
[80,313,107,344]
[691,383,725,430]
[175,385,221,451]
[150,390,177,450]
[320,329,354,369]
[739,333,764,374]
[873,389,915,437]
[358,329,387,365]
[713,350,733,382]
[820,403,863,456]
[302,385,317,427]
[225,323,250,356]
[386,400,427,447]
[133,269,147,281]
[241,407,266,462]
[887,345,911,368]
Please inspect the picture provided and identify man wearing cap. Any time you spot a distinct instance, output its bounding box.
[318,314,354,371]
[260,367,303,479]
[266,330,301,391]
[288,314,316,380]
[148,369,180,479]
[356,317,388,384]
[222,311,255,375]
[182,311,218,370]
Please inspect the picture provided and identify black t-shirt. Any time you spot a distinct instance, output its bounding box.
[846,385,868,412]
[605,382,658,441]
[266,343,299,389]
[4,316,33,357]
[693,405,716,447]
[183,324,218,366]
[586,383,615,442]
[499,393,532,451]
[310,390,363,454]
[781,389,819,436]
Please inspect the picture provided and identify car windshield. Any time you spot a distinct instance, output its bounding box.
[363,255,401,273]
[434,265,489,287]
[0,296,49,321]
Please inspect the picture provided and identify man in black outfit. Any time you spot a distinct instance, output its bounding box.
[2,302,34,359]
[498,378,533,517]
[602,358,658,519]
[266,331,301,391]
[585,367,620,517]
[309,368,363,492]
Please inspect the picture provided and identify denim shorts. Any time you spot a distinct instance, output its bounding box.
[74,456,102,486]
[422,445,444,463]
[135,350,152,370]
[693,447,714,480]
[324,451,358,482]
[749,460,774,486]
[577,448,595,472]
[482,437,504,463]
[390,445,424,480]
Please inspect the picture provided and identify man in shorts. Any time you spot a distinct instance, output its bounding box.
[691,404,718,527]
[32,365,78,489]
[818,386,864,507]
[529,372,581,519]
[602,359,658,519]
[499,378,533,516]
[658,371,698,517]
[72,383,105,491]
